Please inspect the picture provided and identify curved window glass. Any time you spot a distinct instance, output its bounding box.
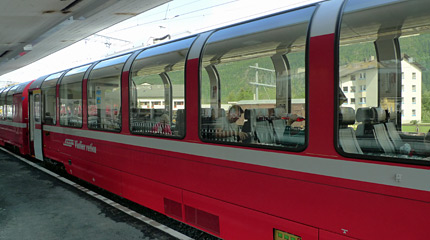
[87,54,130,131]
[41,72,63,125]
[337,0,430,163]
[6,84,20,121]
[60,65,90,128]
[0,89,5,119]
[129,38,194,137]
[0,87,11,120]
[200,7,314,149]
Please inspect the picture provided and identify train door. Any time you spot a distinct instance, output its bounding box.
[29,90,43,161]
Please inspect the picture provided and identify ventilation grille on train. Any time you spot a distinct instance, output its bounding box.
[185,205,220,235]
[164,198,182,219]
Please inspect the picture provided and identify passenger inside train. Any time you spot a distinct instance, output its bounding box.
[151,113,172,135]
[214,105,249,142]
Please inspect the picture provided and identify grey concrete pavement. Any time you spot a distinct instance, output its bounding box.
[0,151,178,240]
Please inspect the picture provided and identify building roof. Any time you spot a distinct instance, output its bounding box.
[339,54,425,78]
[136,84,184,99]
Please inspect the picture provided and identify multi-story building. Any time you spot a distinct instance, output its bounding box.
[340,55,423,124]
[135,84,184,110]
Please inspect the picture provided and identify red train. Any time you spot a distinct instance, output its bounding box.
[1,0,430,239]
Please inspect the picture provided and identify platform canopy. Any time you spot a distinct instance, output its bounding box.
[0,0,170,76]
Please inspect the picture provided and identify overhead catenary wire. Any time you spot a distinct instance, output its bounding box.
[102,0,238,35]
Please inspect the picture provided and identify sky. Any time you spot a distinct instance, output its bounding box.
[0,0,321,86]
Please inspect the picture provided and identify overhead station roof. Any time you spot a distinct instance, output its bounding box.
[0,0,170,77]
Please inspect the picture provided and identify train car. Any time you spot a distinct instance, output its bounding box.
[0,81,34,155]
[2,0,430,239]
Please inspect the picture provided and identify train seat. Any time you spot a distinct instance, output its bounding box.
[255,108,275,144]
[175,109,185,136]
[372,107,396,154]
[385,122,404,149]
[355,107,374,136]
[272,107,286,143]
[244,108,274,144]
[201,108,226,140]
[339,107,363,154]
[355,107,382,152]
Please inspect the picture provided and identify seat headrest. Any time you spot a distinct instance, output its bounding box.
[254,108,269,120]
[201,108,212,118]
[356,107,374,123]
[244,109,252,119]
[372,107,387,123]
[339,107,356,125]
[273,107,286,118]
[217,108,226,118]
[201,108,225,118]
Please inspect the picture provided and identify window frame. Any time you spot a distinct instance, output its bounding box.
[0,88,6,120]
[335,0,430,166]
[5,85,19,121]
[41,72,64,126]
[198,6,315,151]
[128,37,195,139]
[86,54,131,132]
[59,64,90,128]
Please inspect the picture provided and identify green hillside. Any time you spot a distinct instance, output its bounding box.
[201,52,306,104]
[340,34,430,122]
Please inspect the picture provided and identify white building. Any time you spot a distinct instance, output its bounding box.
[135,84,184,111]
[340,55,423,124]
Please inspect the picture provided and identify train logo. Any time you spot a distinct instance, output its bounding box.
[63,139,97,153]
[63,139,74,147]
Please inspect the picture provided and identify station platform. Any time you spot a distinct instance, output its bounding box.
[0,149,189,240]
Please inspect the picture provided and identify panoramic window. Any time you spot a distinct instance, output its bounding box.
[200,7,314,149]
[338,0,430,163]
[87,54,130,131]
[41,72,63,125]
[59,65,90,128]
[2,87,13,121]
[0,89,5,119]
[6,85,20,121]
[129,38,194,137]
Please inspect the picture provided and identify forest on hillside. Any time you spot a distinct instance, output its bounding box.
[340,33,430,122]
[200,51,306,105]
[134,33,430,123]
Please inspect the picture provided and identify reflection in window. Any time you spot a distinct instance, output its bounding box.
[200,7,314,149]
[129,38,194,137]
[60,65,89,128]
[5,85,19,121]
[0,87,10,120]
[42,72,63,125]
[0,92,4,119]
[338,0,430,163]
[88,55,129,131]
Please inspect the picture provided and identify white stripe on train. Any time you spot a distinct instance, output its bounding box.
[43,125,430,192]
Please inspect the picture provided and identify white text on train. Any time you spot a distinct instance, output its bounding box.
[63,139,97,153]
